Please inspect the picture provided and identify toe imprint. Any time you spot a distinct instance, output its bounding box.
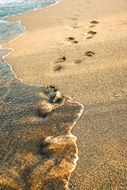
[85,51,95,57]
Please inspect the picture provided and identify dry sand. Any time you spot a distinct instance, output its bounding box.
[4,0,127,189]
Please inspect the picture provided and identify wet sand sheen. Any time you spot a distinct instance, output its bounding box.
[0,59,83,189]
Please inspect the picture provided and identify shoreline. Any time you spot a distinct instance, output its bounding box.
[4,0,127,103]
[1,0,63,82]
[0,0,62,19]
[0,1,85,189]
[0,0,64,88]
[2,0,127,189]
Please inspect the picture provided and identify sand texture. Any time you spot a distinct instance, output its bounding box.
[0,59,83,190]
[3,0,127,189]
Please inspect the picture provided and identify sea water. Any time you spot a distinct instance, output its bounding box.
[0,1,83,189]
[0,0,60,102]
[0,0,58,43]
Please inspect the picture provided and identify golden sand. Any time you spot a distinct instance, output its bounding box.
[3,0,127,189]
[4,0,127,104]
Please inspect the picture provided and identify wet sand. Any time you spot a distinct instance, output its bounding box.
[0,60,83,190]
[3,0,127,189]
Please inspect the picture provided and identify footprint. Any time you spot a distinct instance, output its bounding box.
[53,65,62,71]
[66,37,78,44]
[54,56,66,63]
[89,25,95,28]
[72,40,78,44]
[70,17,77,21]
[85,51,95,57]
[89,20,99,28]
[86,30,97,39]
[86,35,94,39]
[66,37,75,41]
[71,23,80,29]
[88,31,97,35]
[74,59,82,64]
[53,56,66,71]
[90,20,99,24]
[72,25,80,29]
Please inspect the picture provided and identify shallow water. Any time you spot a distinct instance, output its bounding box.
[0,20,25,43]
[0,0,58,43]
[0,58,83,189]
[0,1,83,189]
[0,0,58,18]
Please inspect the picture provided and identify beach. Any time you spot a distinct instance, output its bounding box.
[3,0,127,189]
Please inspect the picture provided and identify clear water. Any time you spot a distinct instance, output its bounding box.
[0,0,58,18]
[0,20,26,43]
[0,0,58,44]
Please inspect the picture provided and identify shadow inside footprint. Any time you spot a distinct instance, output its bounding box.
[53,65,62,71]
[88,31,97,35]
[89,20,99,28]
[72,40,78,44]
[66,37,78,44]
[86,35,94,39]
[86,31,97,39]
[54,56,66,63]
[67,37,75,41]
[85,51,95,57]
[91,20,99,24]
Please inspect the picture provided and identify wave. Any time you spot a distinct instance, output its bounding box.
[0,0,58,6]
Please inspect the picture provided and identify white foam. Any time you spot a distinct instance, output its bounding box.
[44,102,84,190]
[0,0,34,5]
[0,0,59,5]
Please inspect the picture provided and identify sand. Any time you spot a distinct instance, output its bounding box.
[3,0,127,189]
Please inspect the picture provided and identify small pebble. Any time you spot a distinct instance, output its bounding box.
[113,93,119,98]
[48,92,56,103]
[53,91,62,103]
